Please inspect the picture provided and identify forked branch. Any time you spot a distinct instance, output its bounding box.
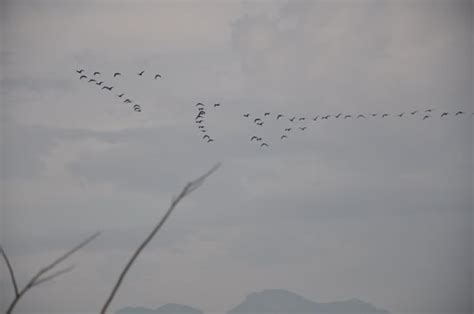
[100,163,221,313]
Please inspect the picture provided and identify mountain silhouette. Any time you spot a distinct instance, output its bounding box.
[228,289,389,314]
[116,303,203,314]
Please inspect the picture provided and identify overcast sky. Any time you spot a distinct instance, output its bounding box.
[0,1,472,313]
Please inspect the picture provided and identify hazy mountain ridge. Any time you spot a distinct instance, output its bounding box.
[116,289,389,314]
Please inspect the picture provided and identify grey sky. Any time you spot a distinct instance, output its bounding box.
[1,1,472,313]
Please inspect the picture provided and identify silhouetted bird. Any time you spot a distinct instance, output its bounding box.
[260,143,269,147]
[251,136,258,141]
[93,71,101,76]
[441,112,449,117]
[113,72,121,77]
[285,128,292,131]
[196,103,204,107]
[398,112,405,117]
[425,109,434,113]
[264,112,270,116]
[201,129,206,133]
[277,114,284,120]
[102,86,113,90]
[243,113,250,117]
[214,103,220,107]
[154,74,162,79]
[357,114,366,118]
[203,135,210,140]
[198,125,205,129]
[79,75,87,80]
[281,135,287,140]
[207,138,214,143]
[455,111,465,116]
[124,99,132,103]
[382,113,389,118]
[423,115,430,120]
[196,120,203,124]
[88,79,96,83]
[335,113,342,118]
[323,115,331,119]
[411,110,418,115]
[299,117,305,121]
[257,121,264,126]
[76,69,85,74]
[299,127,307,130]
[371,113,377,117]
[254,118,262,123]
[138,70,145,76]
[313,116,319,121]
[118,93,125,98]
[96,81,104,86]
[344,115,351,119]
[289,117,296,122]
[133,105,141,112]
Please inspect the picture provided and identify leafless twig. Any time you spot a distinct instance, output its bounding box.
[100,163,221,314]
[2,231,101,314]
[0,246,19,298]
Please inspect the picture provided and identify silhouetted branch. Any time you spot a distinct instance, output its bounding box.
[0,246,19,297]
[4,231,101,314]
[100,163,221,314]
[30,265,75,288]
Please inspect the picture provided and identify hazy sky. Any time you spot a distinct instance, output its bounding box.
[1,1,472,313]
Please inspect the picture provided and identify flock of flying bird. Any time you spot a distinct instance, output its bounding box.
[76,69,162,112]
[75,69,471,150]
[239,108,473,148]
[194,102,221,143]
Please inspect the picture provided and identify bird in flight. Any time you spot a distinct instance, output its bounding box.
[257,121,264,126]
[299,117,306,121]
[133,104,141,112]
[441,112,449,117]
[382,113,389,118]
[138,70,145,76]
[79,75,87,80]
[113,72,121,77]
[344,115,351,119]
[196,103,204,107]
[207,138,214,143]
[243,113,250,117]
[281,135,287,140]
[398,112,405,117]
[411,110,418,115]
[88,78,96,83]
[124,99,132,103]
[335,113,343,118]
[425,109,434,113]
[96,81,104,86]
[299,127,307,131]
[260,143,269,147]
[203,135,210,140]
[277,114,284,120]
[423,115,430,120]
[117,93,125,98]
[322,115,331,120]
[264,112,270,116]
[284,128,292,131]
[313,116,319,121]
[196,120,204,124]
[76,69,85,74]
[251,136,259,141]
[154,74,162,79]
[254,118,262,123]
[455,111,465,116]
[289,117,296,122]
[93,71,101,76]
[198,125,205,129]
[102,86,113,91]
[357,114,366,119]
[214,103,220,107]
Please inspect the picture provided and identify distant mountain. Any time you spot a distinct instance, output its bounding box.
[116,303,203,314]
[228,289,389,314]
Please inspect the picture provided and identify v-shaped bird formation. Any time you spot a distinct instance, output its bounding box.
[75,68,163,113]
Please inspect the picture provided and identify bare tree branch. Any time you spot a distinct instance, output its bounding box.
[100,163,221,314]
[5,231,101,314]
[0,246,19,297]
[30,265,75,288]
